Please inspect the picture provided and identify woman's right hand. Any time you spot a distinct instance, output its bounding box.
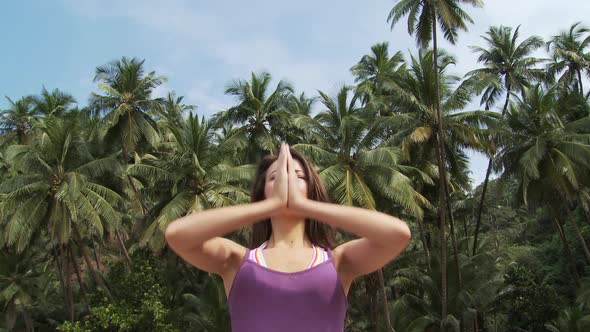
[269,142,289,214]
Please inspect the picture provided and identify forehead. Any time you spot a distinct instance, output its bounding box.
[267,158,305,174]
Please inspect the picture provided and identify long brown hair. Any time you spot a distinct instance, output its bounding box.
[249,148,336,250]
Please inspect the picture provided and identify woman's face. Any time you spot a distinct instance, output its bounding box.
[264,158,308,199]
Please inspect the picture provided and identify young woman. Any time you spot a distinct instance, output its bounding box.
[165,143,411,331]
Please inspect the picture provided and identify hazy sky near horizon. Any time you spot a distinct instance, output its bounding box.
[1,0,589,186]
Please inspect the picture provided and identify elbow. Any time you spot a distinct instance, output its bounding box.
[390,221,411,247]
[164,219,205,251]
[164,223,177,246]
[401,224,411,245]
[164,221,185,248]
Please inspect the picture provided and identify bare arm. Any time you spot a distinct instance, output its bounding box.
[286,148,411,284]
[164,143,290,277]
[298,200,410,278]
[165,199,281,275]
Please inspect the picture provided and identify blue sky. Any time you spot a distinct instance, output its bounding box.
[1,0,589,186]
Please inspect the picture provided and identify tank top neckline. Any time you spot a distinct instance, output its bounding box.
[248,246,334,276]
[227,247,334,302]
[227,247,348,308]
[258,240,322,270]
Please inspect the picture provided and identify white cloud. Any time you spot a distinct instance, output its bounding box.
[185,80,229,117]
[60,0,373,95]
[60,0,590,186]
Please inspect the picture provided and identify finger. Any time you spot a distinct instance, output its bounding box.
[279,143,288,171]
[278,142,284,159]
[286,147,296,176]
[279,142,285,158]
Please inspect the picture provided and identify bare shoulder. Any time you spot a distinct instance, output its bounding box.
[331,240,359,277]
[331,243,345,267]
[166,235,248,278]
[331,237,408,282]
[330,244,353,297]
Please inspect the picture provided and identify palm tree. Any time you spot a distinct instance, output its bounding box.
[545,307,590,332]
[547,22,590,95]
[0,115,123,309]
[286,92,316,117]
[31,87,76,117]
[90,56,165,160]
[180,276,231,331]
[467,25,545,110]
[212,72,293,163]
[497,84,590,283]
[545,281,590,332]
[281,92,318,144]
[351,42,406,114]
[0,249,45,332]
[389,244,501,331]
[465,25,545,255]
[384,49,497,189]
[382,49,499,307]
[136,112,252,250]
[160,91,196,128]
[0,96,39,145]
[90,57,166,217]
[293,85,429,216]
[292,85,430,330]
[387,0,483,318]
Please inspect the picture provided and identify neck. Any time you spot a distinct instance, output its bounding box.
[267,216,310,249]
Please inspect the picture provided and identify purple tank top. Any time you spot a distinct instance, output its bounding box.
[227,247,348,331]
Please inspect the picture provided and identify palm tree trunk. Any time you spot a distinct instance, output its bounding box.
[127,173,147,214]
[377,268,393,332]
[68,245,91,313]
[577,69,584,95]
[365,272,381,332]
[417,217,432,271]
[553,217,581,288]
[472,157,493,256]
[445,184,463,290]
[115,230,132,265]
[565,205,590,265]
[178,258,200,292]
[375,300,381,332]
[431,9,448,320]
[121,136,147,215]
[473,83,512,256]
[91,238,101,272]
[52,246,71,320]
[462,216,468,238]
[577,192,590,227]
[62,245,75,321]
[21,305,33,332]
[17,128,26,145]
[583,206,590,228]
[71,223,113,300]
[6,303,17,331]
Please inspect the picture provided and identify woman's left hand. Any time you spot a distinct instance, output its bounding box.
[286,145,308,213]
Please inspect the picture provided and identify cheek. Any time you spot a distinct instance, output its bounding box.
[264,180,273,198]
[298,179,308,196]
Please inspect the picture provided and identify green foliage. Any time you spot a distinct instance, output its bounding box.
[1,14,590,332]
[496,264,560,331]
[56,251,182,332]
[180,275,231,332]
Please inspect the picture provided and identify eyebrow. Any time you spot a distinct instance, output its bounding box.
[268,169,305,175]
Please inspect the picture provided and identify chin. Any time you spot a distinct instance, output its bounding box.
[274,212,304,222]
